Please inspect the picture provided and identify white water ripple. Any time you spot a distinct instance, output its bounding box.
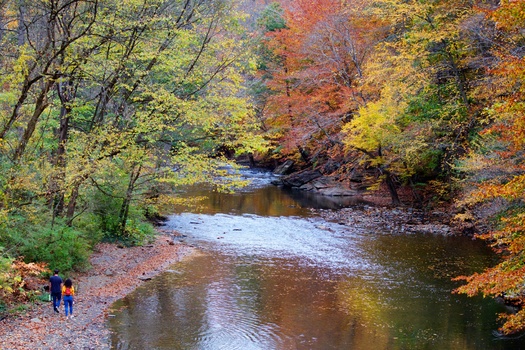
[167,212,376,274]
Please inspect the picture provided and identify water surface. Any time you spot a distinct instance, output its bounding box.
[109,169,524,349]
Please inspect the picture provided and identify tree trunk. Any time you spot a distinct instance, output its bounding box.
[51,80,74,218]
[297,145,310,164]
[13,80,53,161]
[385,172,401,206]
[66,185,79,225]
[118,165,142,235]
[66,173,91,225]
[377,146,400,205]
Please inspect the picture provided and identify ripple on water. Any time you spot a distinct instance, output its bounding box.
[110,169,517,349]
[167,212,378,276]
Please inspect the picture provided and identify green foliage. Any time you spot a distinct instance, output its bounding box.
[0,252,14,299]
[257,2,286,32]
[35,292,51,303]
[9,223,90,273]
[119,219,157,246]
[0,0,268,277]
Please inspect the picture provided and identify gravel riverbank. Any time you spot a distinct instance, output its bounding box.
[313,205,455,235]
[0,235,193,350]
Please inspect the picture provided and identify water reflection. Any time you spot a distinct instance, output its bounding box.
[108,169,525,349]
[110,241,518,350]
[171,169,367,215]
[172,184,312,217]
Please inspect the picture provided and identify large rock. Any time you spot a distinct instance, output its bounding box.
[307,177,359,196]
[277,169,359,197]
[281,169,323,188]
[273,160,294,175]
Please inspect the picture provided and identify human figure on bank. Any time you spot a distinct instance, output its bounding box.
[62,278,75,318]
[49,269,63,313]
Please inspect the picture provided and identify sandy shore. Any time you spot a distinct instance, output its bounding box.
[0,234,193,350]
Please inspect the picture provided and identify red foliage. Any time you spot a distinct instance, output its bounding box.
[263,0,387,156]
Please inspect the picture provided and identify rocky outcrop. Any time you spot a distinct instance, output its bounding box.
[299,176,359,196]
[273,168,360,197]
[281,169,322,187]
[273,160,294,175]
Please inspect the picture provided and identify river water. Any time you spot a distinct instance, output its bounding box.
[108,169,525,349]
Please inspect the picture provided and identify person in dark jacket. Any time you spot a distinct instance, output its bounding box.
[49,269,63,313]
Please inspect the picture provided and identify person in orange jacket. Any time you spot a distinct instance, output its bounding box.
[62,278,75,318]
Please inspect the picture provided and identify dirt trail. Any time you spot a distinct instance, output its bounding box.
[0,234,193,350]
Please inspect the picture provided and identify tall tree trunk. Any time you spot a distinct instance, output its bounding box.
[51,80,74,218]
[13,79,53,161]
[118,165,142,235]
[385,172,401,206]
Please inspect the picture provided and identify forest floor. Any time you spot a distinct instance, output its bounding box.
[0,234,194,350]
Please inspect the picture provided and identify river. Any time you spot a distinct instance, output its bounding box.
[108,169,525,349]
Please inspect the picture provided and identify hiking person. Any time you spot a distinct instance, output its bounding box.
[62,278,75,318]
[49,269,63,313]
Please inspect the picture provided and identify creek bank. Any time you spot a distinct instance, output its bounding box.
[0,200,472,349]
[313,205,454,235]
[0,234,194,350]
[271,162,461,235]
[272,168,362,197]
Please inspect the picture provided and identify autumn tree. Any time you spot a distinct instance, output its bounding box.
[0,0,267,268]
[343,0,494,205]
[453,0,525,335]
[261,0,386,165]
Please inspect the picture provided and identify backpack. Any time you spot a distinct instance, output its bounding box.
[64,287,72,296]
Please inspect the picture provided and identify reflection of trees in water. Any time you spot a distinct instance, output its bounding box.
[173,169,372,214]
[177,185,370,215]
[174,185,314,216]
[110,207,514,349]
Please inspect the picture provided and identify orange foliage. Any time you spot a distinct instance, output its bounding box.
[455,0,525,335]
[1,259,47,304]
[263,0,387,156]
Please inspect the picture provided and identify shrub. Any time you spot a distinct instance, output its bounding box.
[0,253,47,305]
[8,223,91,273]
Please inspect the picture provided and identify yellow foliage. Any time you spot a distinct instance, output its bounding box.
[453,212,474,223]
[343,84,404,153]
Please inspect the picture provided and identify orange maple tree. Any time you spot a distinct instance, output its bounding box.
[454,0,525,335]
[262,0,386,162]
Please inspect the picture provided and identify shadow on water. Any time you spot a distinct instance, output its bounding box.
[280,187,372,210]
[108,169,525,350]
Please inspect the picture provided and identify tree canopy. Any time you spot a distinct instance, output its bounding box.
[0,0,267,271]
[2,0,525,335]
